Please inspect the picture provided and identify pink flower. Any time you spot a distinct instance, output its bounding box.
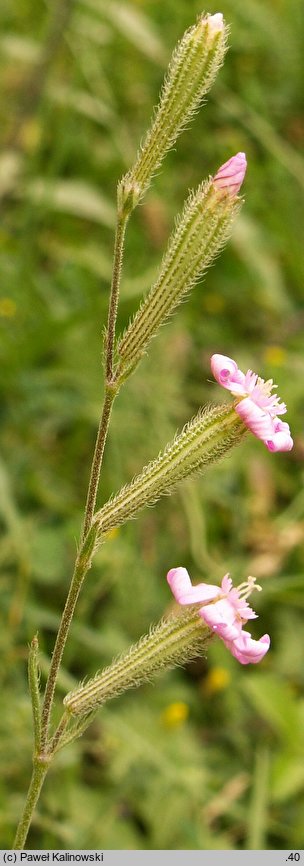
[227,631,270,665]
[210,353,293,453]
[213,152,247,196]
[167,567,270,665]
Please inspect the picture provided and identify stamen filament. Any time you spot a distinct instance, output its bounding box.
[237,576,262,600]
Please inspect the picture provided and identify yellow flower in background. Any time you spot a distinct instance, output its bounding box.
[0,298,17,318]
[105,527,120,541]
[162,701,189,728]
[203,666,231,695]
[263,345,286,366]
[19,119,42,152]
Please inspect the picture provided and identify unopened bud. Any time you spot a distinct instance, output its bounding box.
[117,154,246,379]
[118,13,228,214]
[93,404,246,540]
[213,152,247,196]
[207,12,224,34]
[64,607,211,715]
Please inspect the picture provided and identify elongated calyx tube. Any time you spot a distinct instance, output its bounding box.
[117,153,246,380]
[64,607,212,715]
[118,13,228,214]
[93,404,246,540]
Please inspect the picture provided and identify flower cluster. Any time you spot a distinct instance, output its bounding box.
[167,568,270,664]
[211,354,293,452]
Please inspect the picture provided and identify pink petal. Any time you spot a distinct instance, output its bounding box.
[199,602,242,642]
[234,601,257,620]
[266,433,293,452]
[167,568,219,605]
[167,568,192,602]
[210,354,246,395]
[199,597,238,629]
[266,419,293,453]
[275,419,291,434]
[213,152,247,196]
[221,573,233,594]
[235,397,275,441]
[207,13,224,34]
[220,575,256,620]
[226,631,270,665]
[214,621,242,641]
[180,584,221,604]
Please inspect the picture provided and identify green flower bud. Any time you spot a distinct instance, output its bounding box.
[93,404,246,539]
[64,607,211,715]
[117,156,245,379]
[118,13,228,214]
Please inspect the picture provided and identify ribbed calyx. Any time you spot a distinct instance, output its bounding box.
[117,180,241,379]
[93,405,246,538]
[64,607,211,715]
[118,13,228,214]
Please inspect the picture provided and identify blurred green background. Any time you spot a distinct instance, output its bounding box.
[1,0,304,850]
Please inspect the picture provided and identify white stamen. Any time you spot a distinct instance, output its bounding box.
[237,576,262,600]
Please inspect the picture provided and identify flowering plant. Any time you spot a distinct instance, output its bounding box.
[167,569,270,664]
[11,11,293,850]
[211,354,293,452]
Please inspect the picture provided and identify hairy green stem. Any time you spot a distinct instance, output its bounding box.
[13,758,50,849]
[28,635,42,752]
[82,385,117,539]
[40,201,128,746]
[106,210,129,383]
[49,712,70,753]
[52,711,98,752]
[38,208,128,756]
[40,524,97,750]
[82,205,129,539]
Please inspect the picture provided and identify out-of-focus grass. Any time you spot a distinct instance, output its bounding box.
[0,0,304,850]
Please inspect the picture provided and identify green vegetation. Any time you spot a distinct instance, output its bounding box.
[1,0,303,850]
